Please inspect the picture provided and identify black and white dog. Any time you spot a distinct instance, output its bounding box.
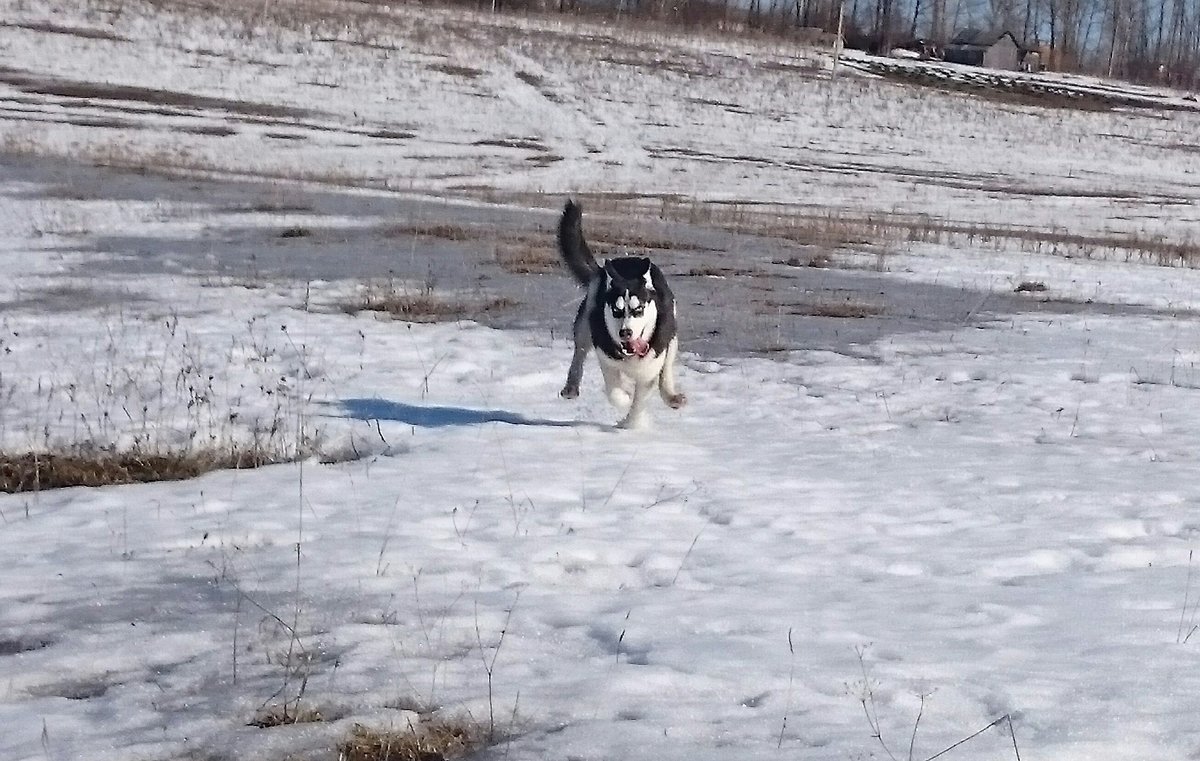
[557,200,686,428]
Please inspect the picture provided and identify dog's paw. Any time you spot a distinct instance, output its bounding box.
[616,415,649,430]
[665,393,687,409]
[560,385,580,400]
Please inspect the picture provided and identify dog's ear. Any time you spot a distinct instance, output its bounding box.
[606,257,652,287]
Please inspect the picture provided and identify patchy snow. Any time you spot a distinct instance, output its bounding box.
[5,260,1200,761]
[3,1,1200,760]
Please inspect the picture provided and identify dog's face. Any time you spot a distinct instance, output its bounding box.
[602,258,658,358]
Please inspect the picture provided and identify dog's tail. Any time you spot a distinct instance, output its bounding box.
[557,200,601,286]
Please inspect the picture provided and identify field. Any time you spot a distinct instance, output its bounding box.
[4,1,1200,759]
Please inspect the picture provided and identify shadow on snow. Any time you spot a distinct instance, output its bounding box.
[335,398,594,429]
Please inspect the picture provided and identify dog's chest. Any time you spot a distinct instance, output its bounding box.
[596,349,666,382]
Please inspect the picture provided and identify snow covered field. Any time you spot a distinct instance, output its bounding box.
[5,1,1200,759]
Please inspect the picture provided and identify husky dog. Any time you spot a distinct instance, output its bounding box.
[557,200,686,428]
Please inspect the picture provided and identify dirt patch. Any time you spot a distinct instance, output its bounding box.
[475,137,548,151]
[368,128,416,140]
[3,21,130,42]
[599,54,712,78]
[0,67,314,120]
[514,70,563,102]
[430,62,485,78]
[181,124,238,136]
[1,285,148,313]
[0,637,53,656]
[851,58,1200,114]
[27,677,115,700]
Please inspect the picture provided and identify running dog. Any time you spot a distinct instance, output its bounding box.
[556,200,686,428]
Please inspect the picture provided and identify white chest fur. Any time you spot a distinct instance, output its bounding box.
[596,347,667,384]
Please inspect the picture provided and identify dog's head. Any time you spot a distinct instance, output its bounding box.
[602,257,658,358]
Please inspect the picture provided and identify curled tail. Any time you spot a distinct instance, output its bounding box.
[557,200,601,286]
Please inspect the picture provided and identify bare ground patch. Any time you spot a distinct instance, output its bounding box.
[2,21,131,42]
[1,284,149,312]
[0,637,53,656]
[0,68,314,120]
[846,57,1200,114]
[514,70,563,102]
[474,137,549,152]
[429,62,485,78]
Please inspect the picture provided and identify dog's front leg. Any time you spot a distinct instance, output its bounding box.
[617,380,654,429]
[598,361,632,408]
[657,338,687,409]
[561,302,591,399]
[560,342,590,399]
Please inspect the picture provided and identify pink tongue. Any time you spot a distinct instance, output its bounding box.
[629,338,650,357]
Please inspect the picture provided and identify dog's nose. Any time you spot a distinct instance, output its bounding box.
[619,328,633,339]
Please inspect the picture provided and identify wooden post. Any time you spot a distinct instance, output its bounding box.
[831,0,845,80]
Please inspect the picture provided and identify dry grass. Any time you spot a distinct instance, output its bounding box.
[588,228,700,251]
[679,265,766,277]
[576,197,893,251]
[796,300,884,318]
[338,719,485,761]
[384,224,476,241]
[576,195,1200,268]
[755,297,883,318]
[248,702,327,728]
[0,448,284,493]
[495,243,559,274]
[348,283,516,322]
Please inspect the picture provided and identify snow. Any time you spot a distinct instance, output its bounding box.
[4,1,1200,760]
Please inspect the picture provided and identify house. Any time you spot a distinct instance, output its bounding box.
[944,29,1022,70]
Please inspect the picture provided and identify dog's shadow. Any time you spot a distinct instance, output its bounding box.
[333,398,598,429]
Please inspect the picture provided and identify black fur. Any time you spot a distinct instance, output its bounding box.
[646,262,678,356]
[557,200,601,286]
[555,200,686,419]
[557,200,678,360]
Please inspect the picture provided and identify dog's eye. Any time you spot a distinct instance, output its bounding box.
[611,308,623,317]
[631,307,645,317]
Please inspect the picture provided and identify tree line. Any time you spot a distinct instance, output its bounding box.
[440,0,1200,85]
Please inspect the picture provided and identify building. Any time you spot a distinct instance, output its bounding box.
[944,29,1022,70]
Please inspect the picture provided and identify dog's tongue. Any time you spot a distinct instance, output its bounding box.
[627,338,651,357]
